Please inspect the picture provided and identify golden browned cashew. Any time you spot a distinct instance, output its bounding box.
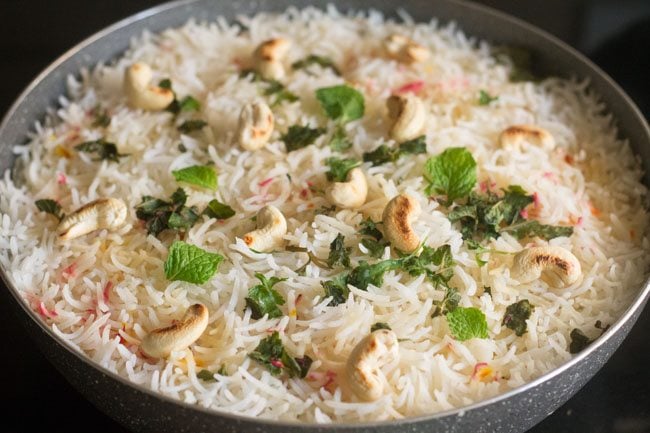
[325,168,368,209]
[123,62,175,111]
[243,205,287,252]
[58,198,127,240]
[511,246,582,288]
[499,125,556,151]
[384,34,430,64]
[382,194,421,253]
[253,38,291,81]
[387,94,426,143]
[346,329,399,401]
[141,304,209,358]
[237,101,275,151]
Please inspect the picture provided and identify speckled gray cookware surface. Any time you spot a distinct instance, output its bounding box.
[0,1,648,432]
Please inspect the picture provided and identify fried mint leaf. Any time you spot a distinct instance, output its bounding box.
[446,307,489,341]
[363,135,427,166]
[370,322,391,332]
[569,329,592,354]
[163,241,224,284]
[178,120,208,134]
[431,287,461,317]
[502,299,534,336]
[172,165,217,190]
[424,147,477,202]
[248,331,313,378]
[315,85,365,124]
[325,157,361,182]
[35,199,64,221]
[282,125,326,152]
[135,188,199,237]
[202,199,235,220]
[75,139,128,162]
[196,370,216,382]
[327,233,351,268]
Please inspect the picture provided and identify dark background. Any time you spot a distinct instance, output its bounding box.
[0,1,649,432]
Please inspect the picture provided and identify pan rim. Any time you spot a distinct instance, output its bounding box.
[0,0,649,429]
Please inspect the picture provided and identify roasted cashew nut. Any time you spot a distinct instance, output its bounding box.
[123,62,175,111]
[346,329,399,401]
[253,38,291,81]
[237,101,274,151]
[382,193,421,253]
[243,205,287,252]
[499,125,556,151]
[511,246,582,288]
[325,168,368,209]
[384,34,430,64]
[58,198,127,240]
[141,304,209,358]
[387,94,426,143]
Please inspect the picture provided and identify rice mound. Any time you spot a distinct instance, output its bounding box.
[0,6,648,423]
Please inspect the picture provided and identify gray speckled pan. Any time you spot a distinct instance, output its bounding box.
[0,0,648,432]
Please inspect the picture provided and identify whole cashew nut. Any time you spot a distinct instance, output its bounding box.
[346,329,399,401]
[326,168,368,209]
[124,62,175,111]
[499,125,556,151]
[511,246,582,288]
[141,304,209,358]
[253,38,291,81]
[382,193,422,253]
[58,198,127,240]
[237,101,275,151]
[243,205,287,252]
[387,94,426,143]
[384,34,430,64]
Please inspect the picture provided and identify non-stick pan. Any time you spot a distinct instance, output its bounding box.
[1,1,649,432]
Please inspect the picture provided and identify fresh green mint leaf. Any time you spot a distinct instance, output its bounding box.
[327,233,350,268]
[282,125,326,152]
[179,96,201,112]
[203,199,235,220]
[328,125,353,151]
[478,90,498,106]
[401,245,455,287]
[446,306,489,341]
[423,147,477,202]
[360,238,388,258]
[245,273,287,319]
[178,120,207,134]
[292,55,341,75]
[363,144,398,166]
[172,165,217,190]
[248,331,312,378]
[75,139,128,162]
[163,241,223,284]
[325,157,361,182]
[315,85,365,124]
[502,299,534,336]
[347,259,401,291]
[35,199,65,221]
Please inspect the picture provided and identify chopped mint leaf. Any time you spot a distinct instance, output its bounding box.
[135,188,199,237]
[172,165,217,190]
[446,307,489,341]
[569,328,592,354]
[363,135,427,166]
[178,120,207,134]
[502,299,534,336]
[75,139,127,162]
[327,233,351,268]
[328,125,353,151]
[248,331,312,378]
[203,199,235,220]
[500,220,574,240]
[360,237,388,258]
[263,80,299,107]
[431,287,461,317]
[282,125,326,152]
[423,147,477,202]
[292,55,341,75]
[321,273,350,306]
[163,241,224,284]
[478,90,498,106]
[371,322,391,332]
[359,218,383,241]
[325,157,361,182]
[35,199,64,221]
[197,369,216,382]
[91,106,111,128]
[245,273,286,319]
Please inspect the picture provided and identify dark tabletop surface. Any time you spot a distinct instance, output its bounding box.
[0,1,649,432]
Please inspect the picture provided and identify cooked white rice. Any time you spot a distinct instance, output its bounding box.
[0,6,648,423]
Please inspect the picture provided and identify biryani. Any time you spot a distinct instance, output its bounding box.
[0,6,648,423]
